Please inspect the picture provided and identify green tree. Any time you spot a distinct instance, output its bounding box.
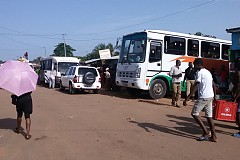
[52,43,76,57]
[194,32,216,38]
[194,32,204,36]
[74,54,88,63]
[86,43,114,60]
[112,43,121,56]
[32,56,42,64]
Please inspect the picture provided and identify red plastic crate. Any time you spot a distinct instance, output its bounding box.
[213,100,238,122]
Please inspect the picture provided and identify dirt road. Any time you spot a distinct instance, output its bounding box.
[0,87,239,160]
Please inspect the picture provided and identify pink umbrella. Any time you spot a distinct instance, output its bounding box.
[0,60,38,96]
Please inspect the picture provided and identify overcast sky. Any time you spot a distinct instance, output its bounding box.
[0,0,239,61]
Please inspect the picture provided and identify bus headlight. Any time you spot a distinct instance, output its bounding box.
[135,68,141,78]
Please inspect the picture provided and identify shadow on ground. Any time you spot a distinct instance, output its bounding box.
[129,120,198,139]
[0,118,29,138]
[138,99,172,106]
[166,114,235,136]
[0,118,16,130]
[128,114,236,140]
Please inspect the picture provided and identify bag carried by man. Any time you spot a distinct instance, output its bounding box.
[11,95,18,105]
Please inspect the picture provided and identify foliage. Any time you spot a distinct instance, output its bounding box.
[52,43,76,57]
[31,42,118,63]
[32,56,42,64]
[194,32,216,38]
[112,37,122,56]
[75,56,88,63]
[80,43,114,62]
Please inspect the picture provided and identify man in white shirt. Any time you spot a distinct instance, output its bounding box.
[169,60,182,107]
[183,58,217,142]
[104,68,111,90]
[49,70,55,89]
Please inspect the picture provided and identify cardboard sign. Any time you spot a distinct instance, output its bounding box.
[99,49,111,60]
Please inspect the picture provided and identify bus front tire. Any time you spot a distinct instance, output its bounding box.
[149,79,167,99]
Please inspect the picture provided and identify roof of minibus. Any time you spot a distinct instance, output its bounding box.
[41,56,79,62]
[124,30,231,44]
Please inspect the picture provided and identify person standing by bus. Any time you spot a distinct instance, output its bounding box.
[49,70,55,89]
[169,60,182,108]
[219,65,228,88]
[183,58,218,142]
[104,68,111,90]
[183,62,196,105]
[232,65,240,138]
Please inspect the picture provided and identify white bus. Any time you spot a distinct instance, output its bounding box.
[40,56,80,87]
[115,30,231,99]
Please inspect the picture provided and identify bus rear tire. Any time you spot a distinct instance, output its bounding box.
[149,79,167,99]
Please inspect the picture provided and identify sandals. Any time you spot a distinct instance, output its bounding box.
[197,135,209,141]
[197,134,218,142]
[197,133,212,141]
[233,132,240,138]
[14,127,31,140]
[209,136,218,142]
[14,127,21,134]
[25,135,32,140]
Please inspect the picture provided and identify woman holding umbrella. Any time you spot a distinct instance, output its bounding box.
[12,92,33,140]
[0,60,38,140]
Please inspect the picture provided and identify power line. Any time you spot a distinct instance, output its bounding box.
[66,37,118,42]
[0,0,215,38]
[68,0,216,36]
[0,48,28,51]
[0,26,61,37]
[3,35,43,48]
[0,0,215,50]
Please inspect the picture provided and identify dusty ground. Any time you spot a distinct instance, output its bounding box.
[0,86,239,160]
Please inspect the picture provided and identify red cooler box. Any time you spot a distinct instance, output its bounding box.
[213,100,237,122]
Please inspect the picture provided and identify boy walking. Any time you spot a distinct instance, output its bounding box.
[183,58,217,142]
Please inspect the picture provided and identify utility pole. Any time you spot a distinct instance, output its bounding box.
[43,47,47,57]
[62,34,67,57]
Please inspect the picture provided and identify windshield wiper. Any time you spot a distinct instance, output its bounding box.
[121,58,131,65]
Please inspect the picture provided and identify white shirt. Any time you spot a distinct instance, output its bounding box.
[50,70,56,79]
[195,68,214,98]
[169,65,182,83]
[105,71,111,79]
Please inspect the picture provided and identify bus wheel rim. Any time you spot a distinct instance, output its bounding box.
[153,84,162,95]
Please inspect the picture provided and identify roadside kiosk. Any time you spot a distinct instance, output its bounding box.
[213,27,240,122]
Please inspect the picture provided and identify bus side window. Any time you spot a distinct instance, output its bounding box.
[201,41,220,59]
[188,39,199,57]
[149,42,162,63]
[222,44,230,60]
[164,36,185,55]
[53,63,57,70]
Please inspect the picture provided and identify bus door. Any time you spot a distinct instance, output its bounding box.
[147,41,162,73]
[41,59,53,83]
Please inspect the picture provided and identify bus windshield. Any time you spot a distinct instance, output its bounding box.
[58,62,78,74]
[119,32,147,63]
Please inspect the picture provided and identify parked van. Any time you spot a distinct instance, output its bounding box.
[39,56,79,87]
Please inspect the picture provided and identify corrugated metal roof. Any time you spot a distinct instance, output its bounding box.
[226,27,240,33]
